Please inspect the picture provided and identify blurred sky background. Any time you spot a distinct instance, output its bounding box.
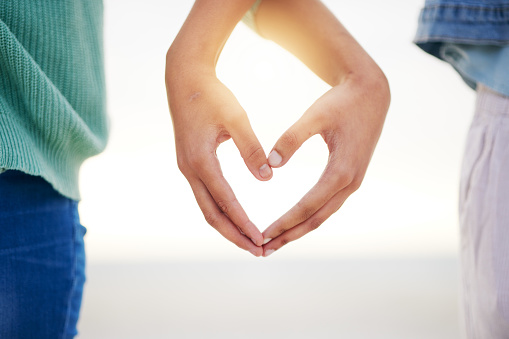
[77,0,475,337]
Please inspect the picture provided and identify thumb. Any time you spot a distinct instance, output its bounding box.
[268,115,317,168]
[229,116,272,181]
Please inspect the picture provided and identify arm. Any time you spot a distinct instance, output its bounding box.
[255,0,391,256]
[166,0,270,256]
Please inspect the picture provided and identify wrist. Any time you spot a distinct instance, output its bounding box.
[166,42,216,74]
[343,66,386,90]
[165,47,217,92]
[341,65,391,111]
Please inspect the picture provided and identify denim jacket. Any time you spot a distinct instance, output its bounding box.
[415,0,509,56]
[415,0,509,96]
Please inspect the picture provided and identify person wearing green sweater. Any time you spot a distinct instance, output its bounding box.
[0,1,108,199]
[0,0,389,337]
[0,1,107,338]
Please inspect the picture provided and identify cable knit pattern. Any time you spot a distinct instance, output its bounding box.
[0,0,108,200]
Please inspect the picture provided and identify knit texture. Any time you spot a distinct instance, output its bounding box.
[0,0,108,200]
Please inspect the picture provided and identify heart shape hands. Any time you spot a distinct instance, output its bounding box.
[168,75,389,257]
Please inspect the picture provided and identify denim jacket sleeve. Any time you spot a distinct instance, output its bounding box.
[414,0,509,57]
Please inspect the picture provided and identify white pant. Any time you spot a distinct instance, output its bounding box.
[459,84,509,339]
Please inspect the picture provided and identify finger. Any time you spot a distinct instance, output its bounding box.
[263,189,350,257]
[262,162,352,243]
[267,113,319,168]
[196,155,264,246]
[189,178,263,257]
[228,114,272,181]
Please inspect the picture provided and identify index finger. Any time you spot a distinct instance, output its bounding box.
[196,154,264,246]
[189,177,263,256]
[262,161,352,242]
[263,188,350,256]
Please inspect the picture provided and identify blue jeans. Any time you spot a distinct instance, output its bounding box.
[0,170,86,339]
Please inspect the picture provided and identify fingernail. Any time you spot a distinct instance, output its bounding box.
[268,151,282,167]
[264,249,275,257]
[263,238,272,245]
[259,164,272,178]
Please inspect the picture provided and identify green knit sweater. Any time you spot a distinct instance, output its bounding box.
[0,0,108,200]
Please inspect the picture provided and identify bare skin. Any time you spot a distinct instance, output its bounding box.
[166,0,390,257]
[167,0,267,256]
[255,0,390,256]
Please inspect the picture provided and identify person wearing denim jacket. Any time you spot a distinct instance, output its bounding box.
[415,1,509,338]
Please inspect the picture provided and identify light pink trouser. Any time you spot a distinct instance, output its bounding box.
[459,84,509,339]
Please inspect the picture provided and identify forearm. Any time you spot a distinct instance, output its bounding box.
[167,0,256,76]
[256,0,386,89]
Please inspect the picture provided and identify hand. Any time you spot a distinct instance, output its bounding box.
[166,73,271,257]
[262,74,390,256]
